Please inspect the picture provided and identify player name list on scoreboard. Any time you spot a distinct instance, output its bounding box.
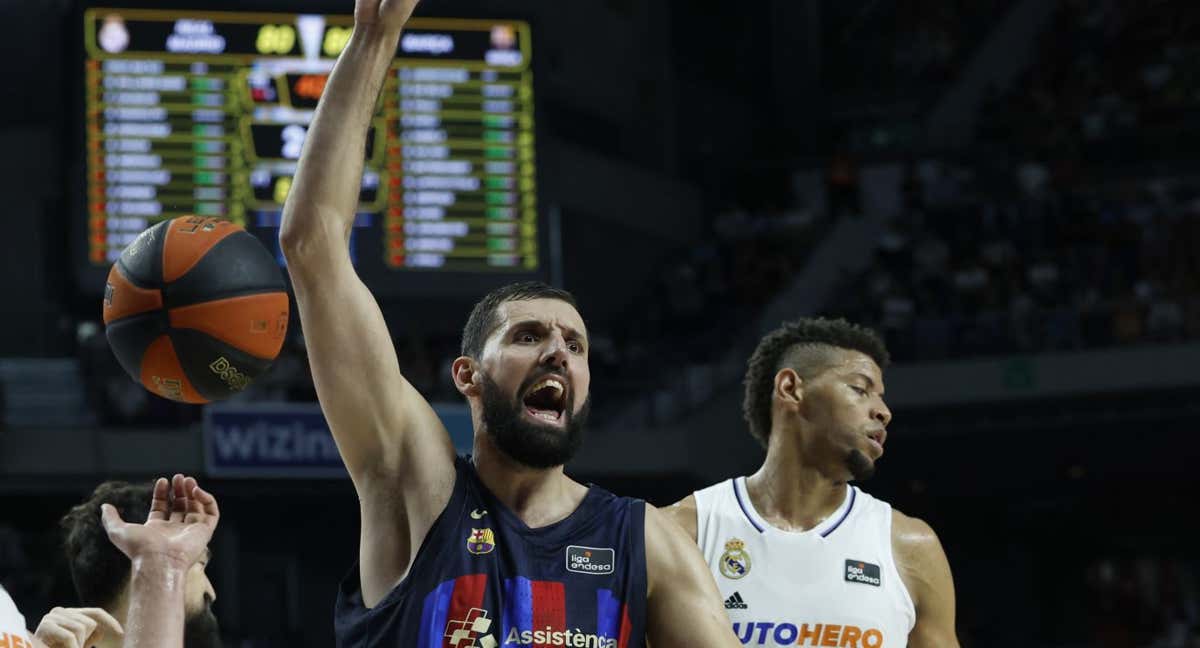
[85,9,538,272]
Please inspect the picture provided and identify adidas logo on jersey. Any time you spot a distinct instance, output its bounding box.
[724,591,748,609]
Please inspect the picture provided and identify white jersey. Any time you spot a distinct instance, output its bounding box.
[694,477,915,647]
[0,585,33,648]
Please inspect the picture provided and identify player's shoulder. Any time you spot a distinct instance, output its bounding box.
[660,494,699,542]
[644,503,699,551]
[889,508,956,620]
[643,502,678,537]
[642,503,705,587]
[890,508,945,567]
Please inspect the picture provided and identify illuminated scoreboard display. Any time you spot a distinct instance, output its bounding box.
[81,8,540,285]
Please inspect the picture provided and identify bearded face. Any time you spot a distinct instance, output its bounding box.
[456,297,594,468]
[183,602,222,648]
[479,369,590,469]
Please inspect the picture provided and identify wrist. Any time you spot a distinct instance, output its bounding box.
[351,21,405,47]
[131,552,192,581]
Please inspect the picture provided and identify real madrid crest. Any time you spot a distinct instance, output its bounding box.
[467,527,496,555]
[719,538,751,579]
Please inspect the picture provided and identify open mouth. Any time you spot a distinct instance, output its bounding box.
[522,376,567,424]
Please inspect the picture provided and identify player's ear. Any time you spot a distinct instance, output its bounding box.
[452,356,480,396]
[774,368,803,406]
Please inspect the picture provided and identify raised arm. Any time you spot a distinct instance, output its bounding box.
[644,505,741,647]
[100,475,217,648]
[277,0,456,606]
[893,512,959,648]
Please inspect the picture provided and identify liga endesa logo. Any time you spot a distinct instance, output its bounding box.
[565,545,614,575]
[732,621,884,647]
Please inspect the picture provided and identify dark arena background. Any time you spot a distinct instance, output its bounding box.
[2,0,1200,646]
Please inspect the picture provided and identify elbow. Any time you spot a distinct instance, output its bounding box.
[278,222,307,259]
[278,228,328,285]
[278,207,315,256]
[278,211,343,262]
[278,230,315,271]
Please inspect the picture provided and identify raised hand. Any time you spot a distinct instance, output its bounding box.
[33,607,123,648]
[100,474,218,569]
[354,0,421,31]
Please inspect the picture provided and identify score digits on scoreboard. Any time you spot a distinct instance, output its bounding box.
[85,9,540,274]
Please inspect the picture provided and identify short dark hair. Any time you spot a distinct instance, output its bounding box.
[742,317,890,448]
[60,481,152,607]
[461,281,580,358]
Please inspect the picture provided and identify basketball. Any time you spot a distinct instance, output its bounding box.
[102,216,289,403]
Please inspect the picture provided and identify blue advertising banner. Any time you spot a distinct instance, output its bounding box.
[204,402,474,478]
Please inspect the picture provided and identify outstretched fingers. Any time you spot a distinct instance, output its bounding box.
[147,477,171,521]
[185,482,219,527]
[169,473,189,523]
[99,503,127,544]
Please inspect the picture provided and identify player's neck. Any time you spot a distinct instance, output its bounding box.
[472,436,589,529]
[744,442,849,533]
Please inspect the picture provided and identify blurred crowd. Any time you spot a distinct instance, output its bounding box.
[590,200,818,401]
[825,0,1012,97]
[825,0,1200,362]
[978,0,1200,161]
[825,160,1200,361]
[1077,555,1200,648]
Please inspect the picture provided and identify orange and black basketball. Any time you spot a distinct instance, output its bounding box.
[102,216,289,403]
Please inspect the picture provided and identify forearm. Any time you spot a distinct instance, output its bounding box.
[122,557,188,648]
[279,23,402,254]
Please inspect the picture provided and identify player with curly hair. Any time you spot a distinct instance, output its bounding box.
[666,318,959,647]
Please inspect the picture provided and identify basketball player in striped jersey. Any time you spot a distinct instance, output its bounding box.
[279,0,739,646]
[666,319,958,647]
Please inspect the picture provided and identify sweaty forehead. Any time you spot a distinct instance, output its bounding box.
[494,298,587,337]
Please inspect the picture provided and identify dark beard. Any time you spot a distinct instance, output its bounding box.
[846,449,876,481]
[479,371,589,469]
[183,605,222,648]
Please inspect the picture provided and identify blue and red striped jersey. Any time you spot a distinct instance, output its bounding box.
[335,456,648,648]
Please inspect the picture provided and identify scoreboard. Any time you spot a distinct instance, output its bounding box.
[79,8,543,294]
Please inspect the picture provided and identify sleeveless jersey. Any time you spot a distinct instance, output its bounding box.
[336,456,648,648]
[693,477,915,648]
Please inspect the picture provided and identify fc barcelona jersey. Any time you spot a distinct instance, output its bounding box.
[335,456,648,648]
